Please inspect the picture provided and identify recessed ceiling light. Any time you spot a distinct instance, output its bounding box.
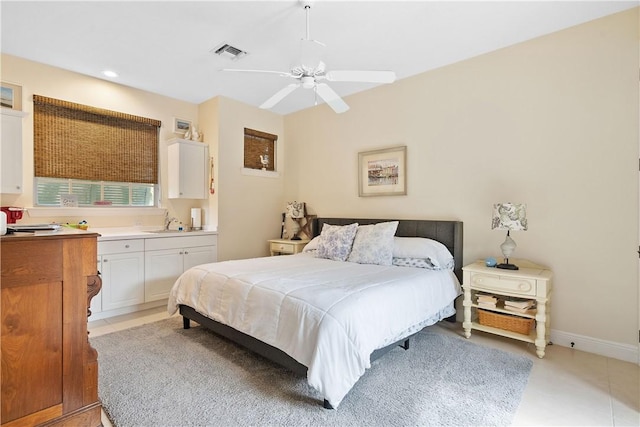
[102,70,118,78]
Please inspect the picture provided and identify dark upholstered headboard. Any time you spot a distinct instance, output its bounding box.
[312,218,464,282]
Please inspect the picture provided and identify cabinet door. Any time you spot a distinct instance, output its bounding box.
[183,245,217,271]
[1,111,23,193]
[144,248,183,302]
[101,252,145,311]
[1,243,63,423]
[168,140,207,199]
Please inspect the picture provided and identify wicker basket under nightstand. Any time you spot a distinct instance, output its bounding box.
[477,309,534,335]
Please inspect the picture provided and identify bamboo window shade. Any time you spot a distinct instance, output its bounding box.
[33,95,161,184]
[244,128,277,171]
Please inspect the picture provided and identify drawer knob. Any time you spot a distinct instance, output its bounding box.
[125,244,130,248]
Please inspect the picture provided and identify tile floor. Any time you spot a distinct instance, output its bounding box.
[89,307,639,426]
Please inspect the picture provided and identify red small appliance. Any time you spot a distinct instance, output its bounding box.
[1,207,24,224]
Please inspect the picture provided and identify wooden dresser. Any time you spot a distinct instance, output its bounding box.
[1,230,103,426]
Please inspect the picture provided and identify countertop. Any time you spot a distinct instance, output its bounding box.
[1,226,217,241]
[91,227,217,241]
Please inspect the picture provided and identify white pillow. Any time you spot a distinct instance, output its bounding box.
[302,236,321,252]
[347,221,399,266]
[315,223,359,261]
[392,237,454,270]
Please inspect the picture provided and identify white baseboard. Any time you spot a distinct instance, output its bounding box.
[550,329,639,365]
[89,300,167,322]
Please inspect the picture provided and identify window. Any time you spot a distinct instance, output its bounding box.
[35,177,155,207]
[244,128,277,171]
[32,95,161,207]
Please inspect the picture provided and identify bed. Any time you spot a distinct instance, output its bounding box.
[168,217,463,409]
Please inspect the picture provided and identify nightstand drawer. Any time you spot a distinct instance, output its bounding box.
[470,273,535,296]
[270,242,294,254]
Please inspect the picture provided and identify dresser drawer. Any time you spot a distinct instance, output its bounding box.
[470,273,536,296]
[270,242,294,254]
[98,239,144,255]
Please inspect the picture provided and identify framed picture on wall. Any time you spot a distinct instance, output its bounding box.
[358,146,407,197]
[1,82,22,111]
[173,117,192,134]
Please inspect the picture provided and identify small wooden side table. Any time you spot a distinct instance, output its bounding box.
[462,259,553,358]
[268,239,310,256]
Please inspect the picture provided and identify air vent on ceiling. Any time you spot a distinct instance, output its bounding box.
[212,43,247,61]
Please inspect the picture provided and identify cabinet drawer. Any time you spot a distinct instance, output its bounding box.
[98,239,144,255]
[470,273,536,296]
[145,234,217,251]
[270,242,294,254]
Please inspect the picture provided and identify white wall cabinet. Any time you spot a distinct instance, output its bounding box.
[1,108,27,194]
[97,239,145,311]
[145,234,217,302]
[168,138,209,199]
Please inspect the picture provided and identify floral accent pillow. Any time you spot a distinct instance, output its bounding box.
[315,223,359,261]
[347,221,399,266]
[392,257,437,269]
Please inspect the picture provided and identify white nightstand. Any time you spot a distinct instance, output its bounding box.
[462,259,553,358]
[268,239,310,256]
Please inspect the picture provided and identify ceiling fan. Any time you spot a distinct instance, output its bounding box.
[222,1,396,114]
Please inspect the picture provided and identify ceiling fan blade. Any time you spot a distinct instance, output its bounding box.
[260,83,300,109]
[325,70,396,84]
[315,83,349,114]
[221,68,293,78]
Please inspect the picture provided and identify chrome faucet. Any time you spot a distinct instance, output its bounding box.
[164,213,177,230]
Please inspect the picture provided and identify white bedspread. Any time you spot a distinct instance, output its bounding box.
[167,253,461,408]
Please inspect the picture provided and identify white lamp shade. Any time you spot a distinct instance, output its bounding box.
[492,203,527,231]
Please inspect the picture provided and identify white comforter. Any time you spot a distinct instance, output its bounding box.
[167,253,461,408]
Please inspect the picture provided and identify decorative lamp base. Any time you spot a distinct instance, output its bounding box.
[290,236,302,241]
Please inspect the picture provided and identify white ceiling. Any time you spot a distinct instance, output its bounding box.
[1,1,636,115]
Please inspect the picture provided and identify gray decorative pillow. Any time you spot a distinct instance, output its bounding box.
[316,223,359,261]
[347,221,399,266]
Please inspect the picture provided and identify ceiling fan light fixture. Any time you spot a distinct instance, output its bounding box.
[301,76,315,89]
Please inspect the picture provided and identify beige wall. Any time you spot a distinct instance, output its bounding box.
[200,96,286,261]
[0,54,204,229]
[284,9,639,348]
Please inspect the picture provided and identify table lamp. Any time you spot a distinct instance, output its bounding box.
[286,201,305,240]
[491,203,527,270]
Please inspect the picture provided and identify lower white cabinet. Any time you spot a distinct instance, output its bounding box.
[98,239,145,311]
[145,235,217,302]
[90,233,217,319]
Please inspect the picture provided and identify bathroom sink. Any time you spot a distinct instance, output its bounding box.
[146,229,191,234]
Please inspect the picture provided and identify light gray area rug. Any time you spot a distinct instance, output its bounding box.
[91,316,532,427]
